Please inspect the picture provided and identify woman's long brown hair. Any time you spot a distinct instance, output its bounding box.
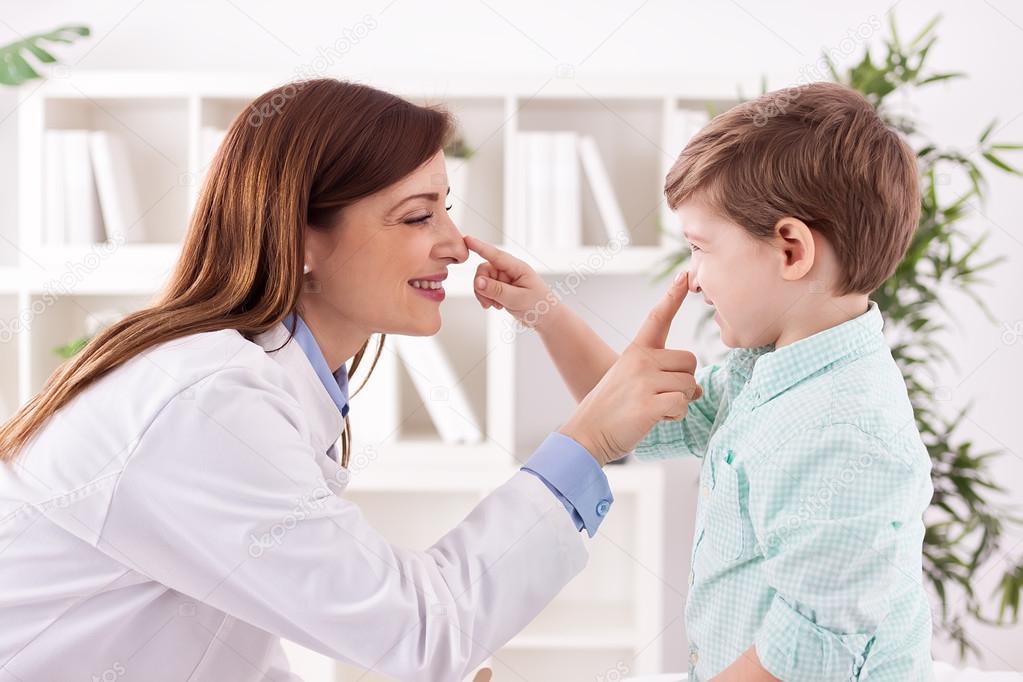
[0,79,453,467]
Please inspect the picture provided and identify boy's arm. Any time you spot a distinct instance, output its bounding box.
[711,647,779,681]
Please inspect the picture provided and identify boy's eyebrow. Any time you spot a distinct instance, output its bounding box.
[682,226,705,241]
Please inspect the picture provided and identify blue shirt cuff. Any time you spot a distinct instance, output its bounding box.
[521,432,614,538]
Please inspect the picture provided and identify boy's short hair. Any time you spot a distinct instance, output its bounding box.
[665,81,920,295]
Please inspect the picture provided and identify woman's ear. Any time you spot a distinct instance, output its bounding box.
[774,216,815,282]
[303,224,331,276]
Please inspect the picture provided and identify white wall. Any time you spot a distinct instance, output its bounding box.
[2,0,1021,672]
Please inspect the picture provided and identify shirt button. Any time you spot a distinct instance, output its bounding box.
[595,499,611,517]
[701,484,710,499]
[688,570,695,586]
[689,649,699,665]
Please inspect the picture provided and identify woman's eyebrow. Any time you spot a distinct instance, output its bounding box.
[389,187,451,212]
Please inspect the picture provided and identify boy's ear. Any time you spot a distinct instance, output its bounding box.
[773,216,815,282]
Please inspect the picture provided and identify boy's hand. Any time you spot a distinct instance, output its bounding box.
[559,272,703,466]
[464,235,562,332]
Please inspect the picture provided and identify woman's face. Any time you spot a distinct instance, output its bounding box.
[303,150,469,338]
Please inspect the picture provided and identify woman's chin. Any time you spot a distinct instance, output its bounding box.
[397,312,442,337]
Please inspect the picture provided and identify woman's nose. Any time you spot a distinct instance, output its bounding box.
[436,218,469,264]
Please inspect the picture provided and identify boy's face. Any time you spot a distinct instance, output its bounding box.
[677,198,801,349]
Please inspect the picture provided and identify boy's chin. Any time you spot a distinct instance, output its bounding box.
[715,316,740,348]
[719,331,741,349]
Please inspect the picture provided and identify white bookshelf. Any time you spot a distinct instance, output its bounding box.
[9,71,735,681]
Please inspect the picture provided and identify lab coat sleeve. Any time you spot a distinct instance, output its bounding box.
[97,366,588,682]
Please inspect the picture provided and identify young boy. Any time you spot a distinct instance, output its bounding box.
[465,82,934,681]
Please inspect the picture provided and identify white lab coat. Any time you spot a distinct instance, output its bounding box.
[0,322,588,681]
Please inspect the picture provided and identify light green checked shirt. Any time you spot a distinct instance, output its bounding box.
[636,302,934,681]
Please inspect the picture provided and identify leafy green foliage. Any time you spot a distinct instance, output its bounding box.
[53,335,90,360]
[0,25,90,86]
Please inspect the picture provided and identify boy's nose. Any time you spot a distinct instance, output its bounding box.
[688,271,702,294]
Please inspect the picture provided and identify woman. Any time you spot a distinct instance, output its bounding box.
[0,79,697,681]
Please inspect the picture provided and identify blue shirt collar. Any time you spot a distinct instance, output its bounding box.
[283,312,350,419]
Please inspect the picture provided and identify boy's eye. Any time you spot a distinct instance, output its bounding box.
[445,204,453,211]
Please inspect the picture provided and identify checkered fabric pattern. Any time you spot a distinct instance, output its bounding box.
[635,302,934,681]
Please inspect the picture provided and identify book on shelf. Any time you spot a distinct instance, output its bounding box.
[659,107,709,246]
[43,132,65,245]
[392,336,483,444]
[43,130,104,245]
[577,135,629,245]
[511,131,582,250]
[525,132,551,250]
[552,132,582,248]
[89,131,148,244]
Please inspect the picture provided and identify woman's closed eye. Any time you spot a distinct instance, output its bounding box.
[405,213,433,225]
[405,204,454,225]
[688,241,702,253]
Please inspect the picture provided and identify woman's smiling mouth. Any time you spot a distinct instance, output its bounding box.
[409,273,447,301]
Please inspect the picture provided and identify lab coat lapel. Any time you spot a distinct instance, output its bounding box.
[251,322,344,459]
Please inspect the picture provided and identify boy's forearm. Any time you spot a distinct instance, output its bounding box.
[535,303,617,403]
[710,646,778,682]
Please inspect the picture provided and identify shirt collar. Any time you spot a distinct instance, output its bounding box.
[742,300,885,407]
[283,312,350,419]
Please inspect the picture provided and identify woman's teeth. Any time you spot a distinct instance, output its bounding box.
[410,280,443,290]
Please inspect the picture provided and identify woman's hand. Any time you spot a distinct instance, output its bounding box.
[472,667,493,681]
[559,273,702,466]
[464,235,563,332]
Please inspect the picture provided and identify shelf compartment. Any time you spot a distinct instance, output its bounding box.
[24,292,155,397]
[515,96,667,248]
[41,97,191,246]
[0,294,19,420]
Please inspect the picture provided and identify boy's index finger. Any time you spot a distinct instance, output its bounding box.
[633,271,688,349]
[464,235,526,276]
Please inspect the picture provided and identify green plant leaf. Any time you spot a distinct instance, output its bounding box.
[909,14,942,48]
[0,24,90,87]
[979,119,998,144]
[918,72,966,86]
[982,151,1021,175]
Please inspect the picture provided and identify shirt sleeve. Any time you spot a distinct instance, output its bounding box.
[745,423,927,682]
[521,432,613,538]
[633,362,723,461]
